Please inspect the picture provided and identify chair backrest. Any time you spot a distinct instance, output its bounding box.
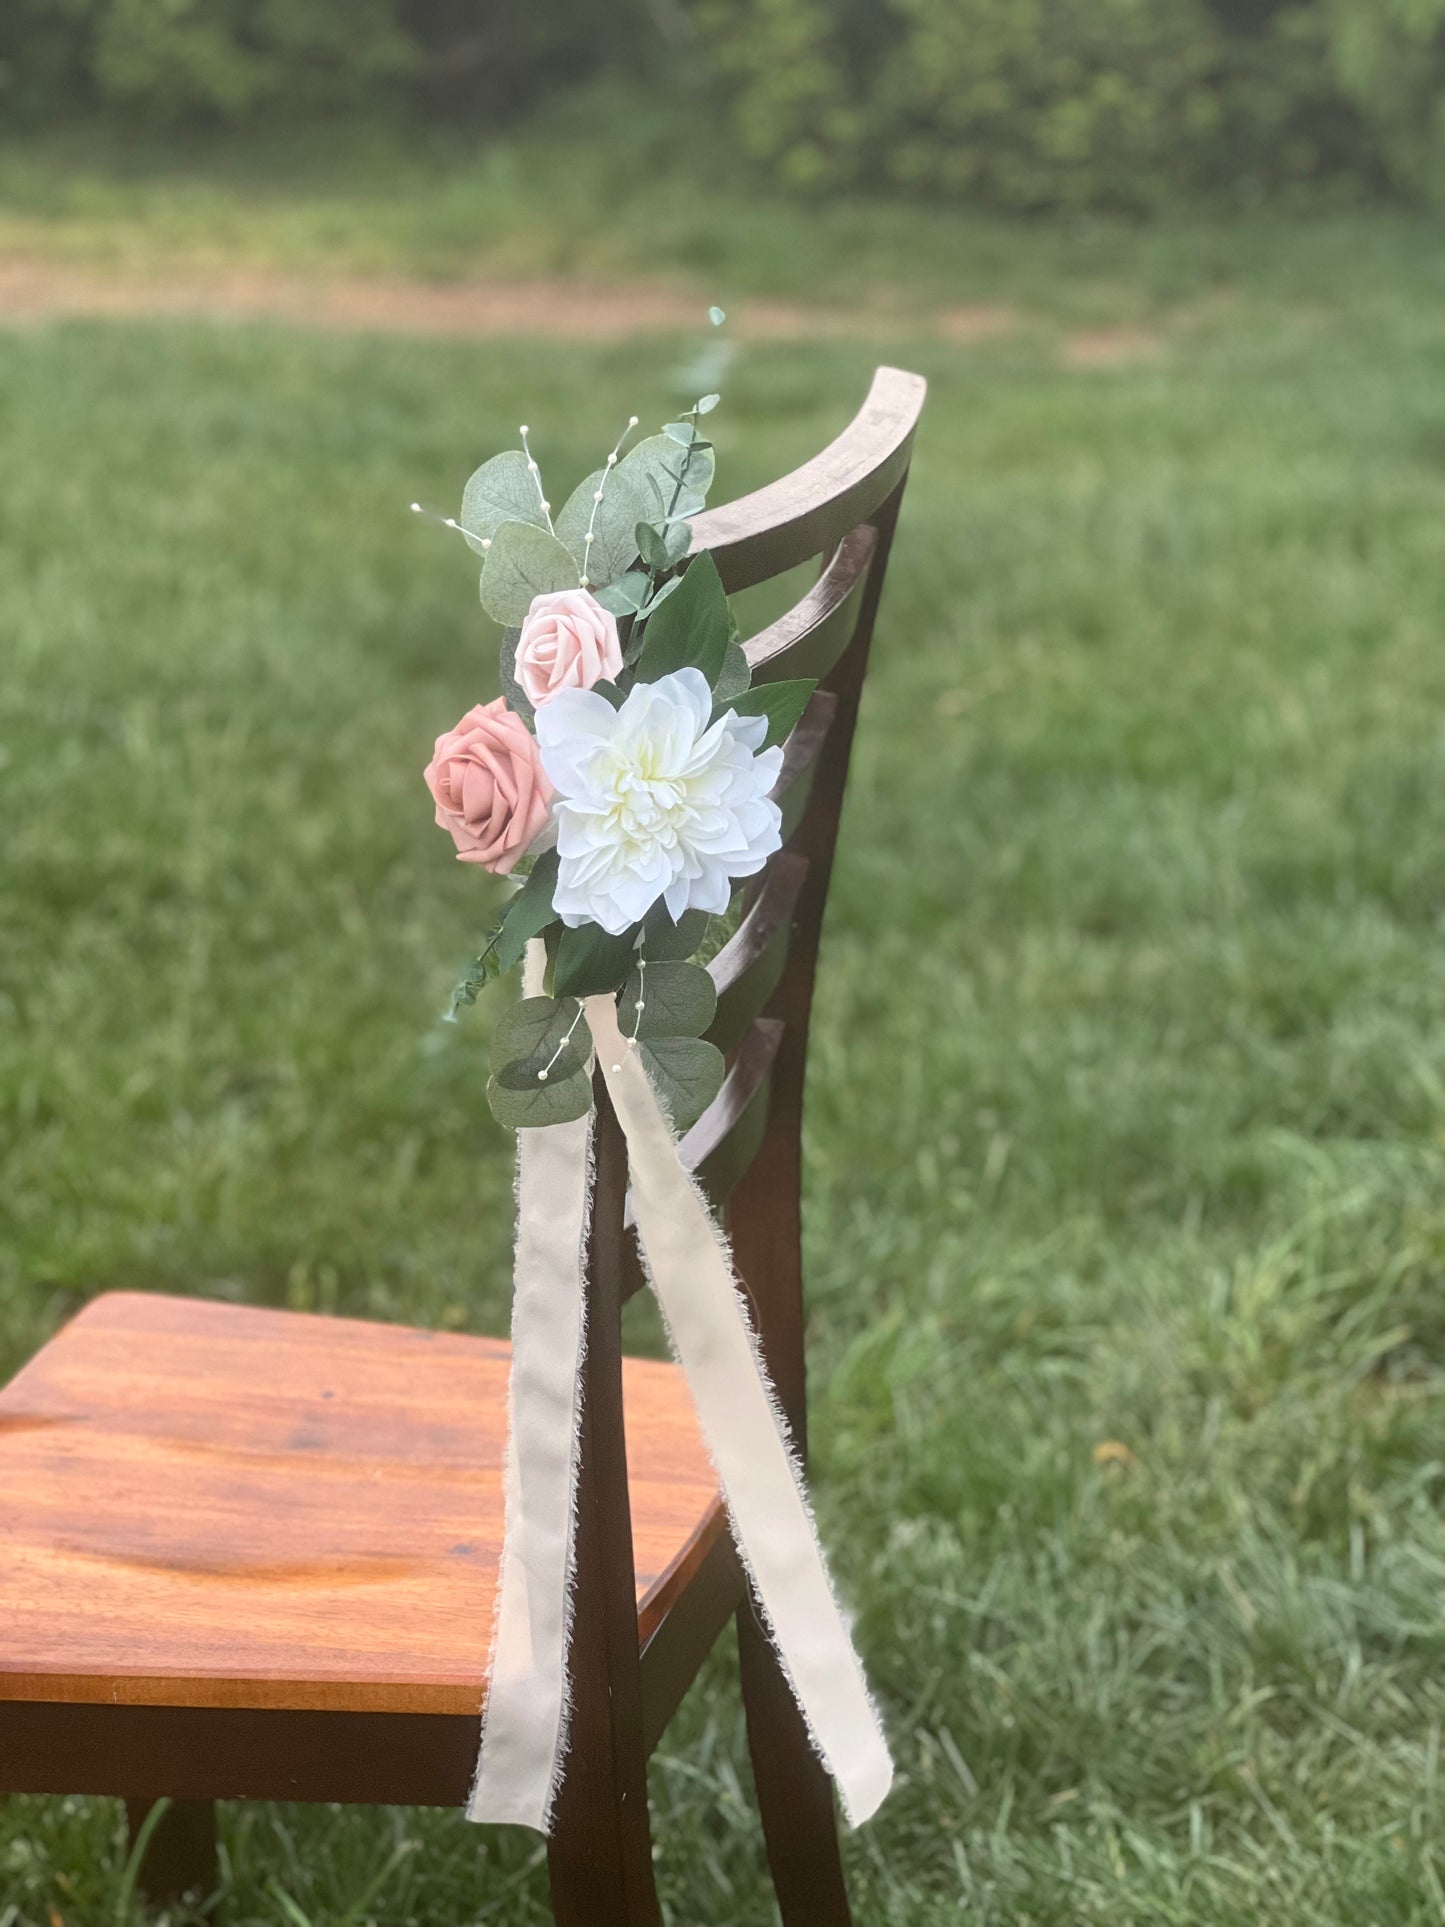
[557,366,926,1850]
[671,362,925,1432]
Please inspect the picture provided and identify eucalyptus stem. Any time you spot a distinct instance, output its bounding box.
[664,406,705,524]
[445,928,503,1022]
[637,405,706,616]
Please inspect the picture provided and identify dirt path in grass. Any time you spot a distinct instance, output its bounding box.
[0,250,1057,348]
[0,253,1178,366]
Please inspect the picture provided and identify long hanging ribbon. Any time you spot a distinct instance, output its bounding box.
[467,943,593,1831]
[469,950,892,1832]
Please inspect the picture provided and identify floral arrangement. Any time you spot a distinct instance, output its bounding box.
[418,346,896,1836]
[422,367,815,1135]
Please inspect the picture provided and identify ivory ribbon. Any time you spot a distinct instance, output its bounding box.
[467,943,593,1831]
[468,953,892,1832]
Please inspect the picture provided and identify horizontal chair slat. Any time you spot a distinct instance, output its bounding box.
[620,1020,784,1301]
[680,1019,783,1206]
[744,525,876,690]
[708,854,808,1056]
[772,691,837,846]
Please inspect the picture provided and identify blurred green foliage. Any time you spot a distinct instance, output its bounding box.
[1325,0,1445,203]
[4,0,1445,211]
[695,0,1424,209]
[0,0,657,127]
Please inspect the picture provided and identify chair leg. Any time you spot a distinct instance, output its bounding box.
[543,1440,662,1927]
[738,1601,854,1926]
[546,1759,660,1927]
[545,1088,661,1927]
[125,1798,218,1909]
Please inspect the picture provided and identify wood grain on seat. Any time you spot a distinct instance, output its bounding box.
[0,1293,723,1717]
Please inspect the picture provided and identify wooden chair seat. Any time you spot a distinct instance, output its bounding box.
[0,1291,724,1717]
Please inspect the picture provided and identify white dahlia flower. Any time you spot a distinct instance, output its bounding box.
[534,667,784,935]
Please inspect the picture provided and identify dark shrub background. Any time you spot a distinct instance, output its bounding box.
[3,3,1444,213]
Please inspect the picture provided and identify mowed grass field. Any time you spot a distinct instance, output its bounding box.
[6,215,1445,1924]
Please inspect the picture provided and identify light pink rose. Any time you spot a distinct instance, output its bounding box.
[425,697,554,876]
[515,589,623,709]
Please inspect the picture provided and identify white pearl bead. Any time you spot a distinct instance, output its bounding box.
[537,1070,548,1082]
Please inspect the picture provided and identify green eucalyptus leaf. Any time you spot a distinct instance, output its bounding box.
[460,451,548,552]
[619,960,717,1040]
[638,572,683,620]
[487,1067,593,1130]
[635,522,671,571]
[499,626,536,725]
[491,993,591,1085]
[696,393,720,414]
[618,433,716,526]
[554,921,640,998]
[494,850,560,973]
[635,550,730,687]
[446,941,502,1021]
[718,676,817,749]
[555,466,646,591]
[643,904,711,962]
[595,569,650,617]
[638,1036,725,1132]
[663,423,712,449]
[712,639,752,705]
[480,522,580,626]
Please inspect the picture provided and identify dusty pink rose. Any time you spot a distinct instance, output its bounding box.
[515,589,623,709]
[425,697,554,875]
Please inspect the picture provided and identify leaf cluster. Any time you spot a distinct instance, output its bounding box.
[449,380,812,1130]
[486,956,725,1133]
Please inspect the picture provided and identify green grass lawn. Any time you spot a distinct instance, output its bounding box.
[6,215,1445,1925]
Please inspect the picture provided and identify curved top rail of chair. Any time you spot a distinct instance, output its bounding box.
[690,364,927,593]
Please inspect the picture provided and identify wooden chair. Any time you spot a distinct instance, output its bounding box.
[0,364,927,1924]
